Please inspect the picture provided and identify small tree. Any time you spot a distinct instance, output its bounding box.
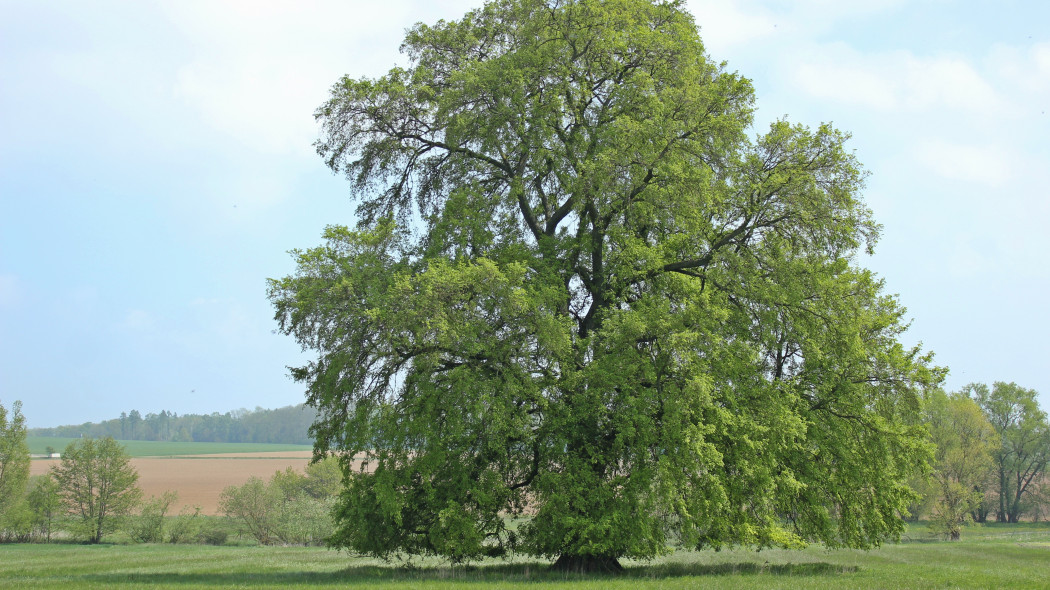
[27,475,62,543]
[967,382,1050,522]
[0,400,31,541]
[129,490,178,543]
[924,390,998,540]
[166,504,203,544]
[220,470,335,546]
[219,476,280,545]
[51,437,142,543]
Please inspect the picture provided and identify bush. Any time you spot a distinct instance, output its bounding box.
[303,458,342,499]
[199,526,229,546]
[219,477,280,544]
[275,496,334,546]
[129,491,177,543]
[0,499,34,543]
[219,467,336,546]
[27,475,61,543]
[167,505,202,544]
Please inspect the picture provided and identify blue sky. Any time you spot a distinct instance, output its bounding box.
[1,0,1047,428]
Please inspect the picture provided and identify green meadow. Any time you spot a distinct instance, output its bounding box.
[2,523,1047,589]
[27,437,311,457]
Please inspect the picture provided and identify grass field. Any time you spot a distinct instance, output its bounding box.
[27,437,312,457]
[1,523,1048,589]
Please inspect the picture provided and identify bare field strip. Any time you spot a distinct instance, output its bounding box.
[29,451,356,515]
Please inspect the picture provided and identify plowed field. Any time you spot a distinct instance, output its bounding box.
[30,451,320,514]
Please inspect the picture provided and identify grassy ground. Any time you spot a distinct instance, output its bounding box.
[27,437,312,457]
[2,522,1047,589]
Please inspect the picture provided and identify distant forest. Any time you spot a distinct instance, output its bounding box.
[28,404,317,445]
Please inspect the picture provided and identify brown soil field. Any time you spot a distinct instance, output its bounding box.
[29,451,330,515]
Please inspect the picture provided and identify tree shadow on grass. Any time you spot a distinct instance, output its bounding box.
[80,561,858,586]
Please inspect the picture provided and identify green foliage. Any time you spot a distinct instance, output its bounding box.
[271,466,308,500]
[198,523,230,546]
[272,0,940,566]
[26,470,61,541]
[967,382,1050,523]
[50,436,143,543]
[0,400,31,541]
[303,457,342,499]
[922,390,998,540]
[219,468,336,546]
[129,491,179,543]
[167,504,203,544]
[219,476,280,545]
[27,474,62,542]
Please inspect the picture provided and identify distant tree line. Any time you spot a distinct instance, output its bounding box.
[28,404,318,445]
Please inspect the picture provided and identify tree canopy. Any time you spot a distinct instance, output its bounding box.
[0,400,30,537]
[966,382,1050,523]
[51,437,142,543]
[270,0,940,569]
[923,390,997,540]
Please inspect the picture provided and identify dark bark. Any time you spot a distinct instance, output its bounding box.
[997,467,1007,522]
[551,554,624,573]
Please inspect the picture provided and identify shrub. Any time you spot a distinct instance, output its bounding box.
[129,491,177,543]
[167,505,202,544]
[199,526,229,546]
[27,475,61,543]
[219,477,280,544]
[219,468,336,545]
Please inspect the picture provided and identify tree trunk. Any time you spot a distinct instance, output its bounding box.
[998,467,1007,522]
[551,554,623,573]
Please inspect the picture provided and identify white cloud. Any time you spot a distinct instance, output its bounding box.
[162,0,481,157]
[986,41,1050,112]
[794,55,898,110]
[912,140,1013,186]
[686,1,780,53]
[792,46,1006,114]
[174,58,331,157]
[686,0,907,53]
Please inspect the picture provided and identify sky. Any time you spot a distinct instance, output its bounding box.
[1,0,1047,428]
